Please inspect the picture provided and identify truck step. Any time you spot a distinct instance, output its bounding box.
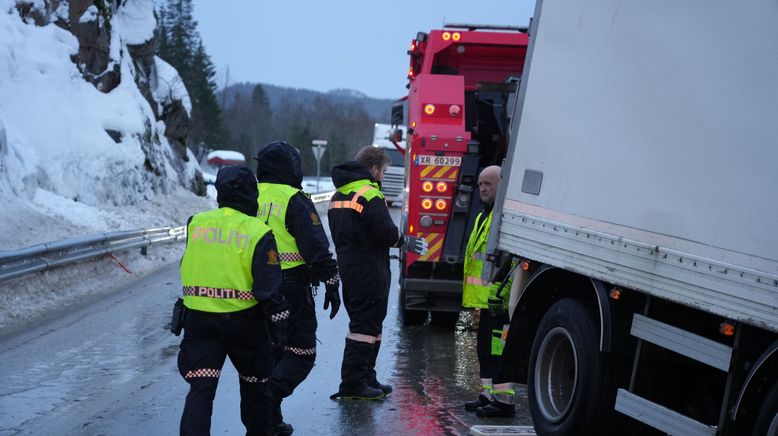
[630,314,732,371]
[615,389,717,436]
[469,425,536,435]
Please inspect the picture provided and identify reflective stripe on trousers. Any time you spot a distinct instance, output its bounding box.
[346,331,381,344]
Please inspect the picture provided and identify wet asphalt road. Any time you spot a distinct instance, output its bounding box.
[0,207,533,435]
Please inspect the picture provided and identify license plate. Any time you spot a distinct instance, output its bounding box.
[415,155,462,166]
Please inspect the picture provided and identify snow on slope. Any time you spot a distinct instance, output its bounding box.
[0,0,214,333]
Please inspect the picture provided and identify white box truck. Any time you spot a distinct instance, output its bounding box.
[372,122,406,206]
[490,1,778,435]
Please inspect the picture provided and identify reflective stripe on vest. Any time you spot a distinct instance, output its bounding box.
[181,208,268,313]
[329,185,373,213]
[257,183,305,270]
[183,286,255,300]
[466,276,490,286]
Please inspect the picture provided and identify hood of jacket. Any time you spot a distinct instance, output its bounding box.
[331,161,376,189]
[215,165,258,216]
[255,141,303,189]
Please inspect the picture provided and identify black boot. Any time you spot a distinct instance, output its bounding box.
[476,399,516,417]
[366,340,392,394]
[272,400,294,435]
[333,338,386,400]
[464,393,491,412]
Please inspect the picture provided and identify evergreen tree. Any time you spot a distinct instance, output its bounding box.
[156,0,226,153]
[248,84,274,149]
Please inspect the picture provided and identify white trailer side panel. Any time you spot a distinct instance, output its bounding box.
[497,0,778,330]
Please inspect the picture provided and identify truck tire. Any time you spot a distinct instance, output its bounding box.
[399,285,428,326]
[528,298,619,435]
[754,381,778,436]
[430,311,459,327]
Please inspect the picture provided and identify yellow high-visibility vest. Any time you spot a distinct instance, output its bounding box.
[180,207,270,313]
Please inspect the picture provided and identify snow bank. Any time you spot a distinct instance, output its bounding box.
[0,1,214,333]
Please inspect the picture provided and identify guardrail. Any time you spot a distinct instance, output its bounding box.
[0,191,336,283]
[0,227,187,283]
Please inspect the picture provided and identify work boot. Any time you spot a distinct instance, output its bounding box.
[366,340,392,394]
[476,399,516,417]
[333,338,386,400]
[272,401,294,435]
[464,393,491,412]
[336,383,386,400]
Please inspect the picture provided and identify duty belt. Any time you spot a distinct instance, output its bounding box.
[183,286,255,300]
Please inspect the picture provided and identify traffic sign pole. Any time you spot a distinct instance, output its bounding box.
[312,140,328,193]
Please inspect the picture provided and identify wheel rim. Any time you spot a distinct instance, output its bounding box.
[767,411,778,436]
[534,326,578,423]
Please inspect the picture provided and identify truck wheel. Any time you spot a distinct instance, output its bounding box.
[401,308,428,326]
[430,311,459,327]
[399,286,428,326]
[754,381,778,436]
[528,298,618,435]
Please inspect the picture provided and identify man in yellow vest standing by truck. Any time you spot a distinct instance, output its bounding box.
[177,165,289,436]
[462,165,516,418]
[255,141,341,435]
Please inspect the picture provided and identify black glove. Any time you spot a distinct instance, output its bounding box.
[487,295,506,317]
[268,310,289,352]
[403,235,429,255]
[323,274,341,320]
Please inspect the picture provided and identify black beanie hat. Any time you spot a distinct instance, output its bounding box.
[215,165,258,216]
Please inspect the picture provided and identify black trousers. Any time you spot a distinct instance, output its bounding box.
[341,261,390,336]
[268,272,317,399]
[476,308,509,380]
[338,261,390,391]
[178,307,274,436]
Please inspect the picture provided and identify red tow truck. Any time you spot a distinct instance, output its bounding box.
[391,24,528,325]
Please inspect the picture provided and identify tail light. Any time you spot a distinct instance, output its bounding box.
[435,199,447,210]
[442,31,451,41]
[422,181,434,192]
[435,182,448,193]
[452,32,461,41]
[422,199,433,210]
[424,104,436,115]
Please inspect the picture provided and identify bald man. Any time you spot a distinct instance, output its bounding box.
[462,166,516,417]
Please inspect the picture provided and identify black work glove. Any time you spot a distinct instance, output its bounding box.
[323,274,341,320]
[403,235,429,255]
[487,295,506,317]
[268,310,289,352]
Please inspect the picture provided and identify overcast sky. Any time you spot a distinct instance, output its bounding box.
[192,1,535,99]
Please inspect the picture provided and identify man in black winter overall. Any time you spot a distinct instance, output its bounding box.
[328,146,426,400]
[255,142,341,434]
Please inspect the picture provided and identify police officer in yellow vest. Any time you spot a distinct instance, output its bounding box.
[178,166,289,436]
[255,141,341,435]
[462,165,516,418]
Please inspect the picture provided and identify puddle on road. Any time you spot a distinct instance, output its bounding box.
[327,310,532,435]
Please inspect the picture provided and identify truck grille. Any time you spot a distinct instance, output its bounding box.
[381,171,404,197]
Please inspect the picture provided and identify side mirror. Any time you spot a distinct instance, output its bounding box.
[390,129,404,143]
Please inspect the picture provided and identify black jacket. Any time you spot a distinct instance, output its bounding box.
[328,161,400,267]
[256,142,338,282]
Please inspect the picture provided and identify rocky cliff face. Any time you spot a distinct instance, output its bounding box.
[8,0,204,198]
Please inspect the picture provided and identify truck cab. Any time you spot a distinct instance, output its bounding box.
[372,123,405,207]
